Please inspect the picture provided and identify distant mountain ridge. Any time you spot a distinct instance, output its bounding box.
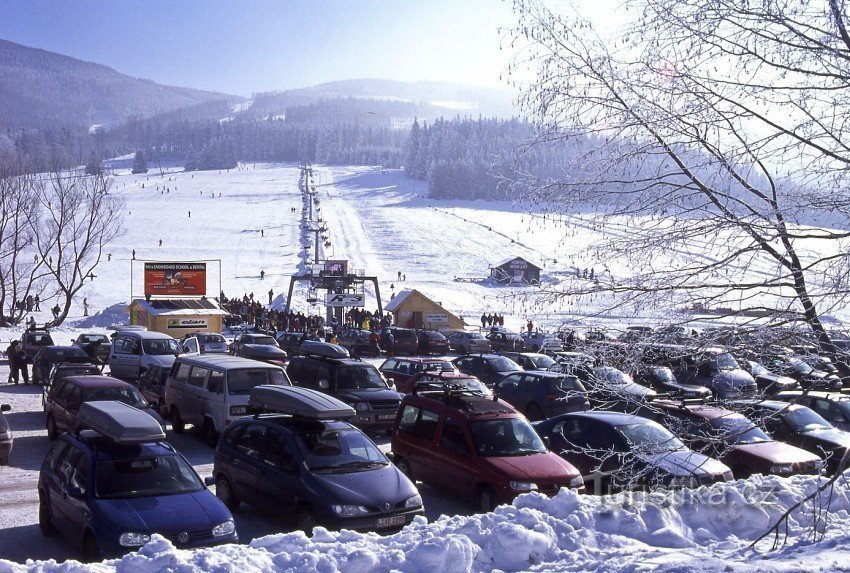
[0,39,240,132]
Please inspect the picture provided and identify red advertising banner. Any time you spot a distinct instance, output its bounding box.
[144,262,206,296]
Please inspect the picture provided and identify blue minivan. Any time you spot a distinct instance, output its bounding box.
[213,385,423,532]
[38,401,237,560]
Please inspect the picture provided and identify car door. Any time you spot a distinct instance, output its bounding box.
[62,385,84,432]
[227,423,268,506]
[431,417,474,497]
[205,370,226,432]
[257,427,299,510]
[493,374,522,409]
[395,405,437,484]
[64,450,91,545]
[185,366,210,427]
[50,444,83,534]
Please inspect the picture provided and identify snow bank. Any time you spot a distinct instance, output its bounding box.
[2,474,848,572]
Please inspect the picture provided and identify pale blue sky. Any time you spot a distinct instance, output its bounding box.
[0,0,519,96]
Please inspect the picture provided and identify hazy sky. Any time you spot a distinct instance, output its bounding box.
[0,0,519,96]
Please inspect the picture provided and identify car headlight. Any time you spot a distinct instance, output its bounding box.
[569,476,584,489]
[354,402,370,412]
[119,532,151,547]
[722,470,734,482]
[212,519,236,537]
[509,481,538,492]
[404,494,422,509]
[331,504,370,517]
[230,405,247,416]
[769,464,794,476]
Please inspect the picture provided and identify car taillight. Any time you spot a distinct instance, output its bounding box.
[544,393,556,402]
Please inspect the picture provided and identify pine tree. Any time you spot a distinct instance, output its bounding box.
[84,153,103,175]
[131,149,149,174]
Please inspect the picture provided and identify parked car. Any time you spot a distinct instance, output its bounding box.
[213,385,423,533]
[286,342,403,431]
[71,333,112,365]
[774,391,850,432]
[445,330,491,354]
[38,401,236,560]
[485,331,526,352]
[735,400,850,474]
[165,355,291,446]
[0,404,12,465]
[670,347,758,399]
[495,351,557,372]
[452,354,523,387]
[534,411,733,493]
[135,363,170,418]
[182,332,229,355]
[493,371,589,420]
[108,329,181,381]
[43,362,103,411]
[551,364,657,409]
[277,331,307,356]
[21,329,55,363]
[632,366,712,400]
[230,333,287,366]
[391,387,584,511]
[415,330,450,355]
[336,328,381,357]
[379,357,456,393]
[520,331,562,353]
[32,346,91,384]
[407,371,491,397]
[644,401,823,478]
[380,327,419,356]
[762,354,842,391]
[44,375,165,439]
[737,359,799,394]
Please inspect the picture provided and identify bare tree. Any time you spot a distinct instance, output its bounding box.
[509,0,850,351]
[29,170,124,326]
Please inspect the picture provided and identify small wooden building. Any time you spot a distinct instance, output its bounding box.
[385,289,466,331]
[128,297,229,337]
[490,256,542,285]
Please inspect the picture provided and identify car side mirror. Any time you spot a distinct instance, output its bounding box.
[204,476,216,487]
[67,486,84,499]
[318,379,330,390]
[0,404,10,412]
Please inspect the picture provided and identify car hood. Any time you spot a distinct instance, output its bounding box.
[94,490,229,533]
[732,441,821,465]
[802,427,850,448]
[310,464,417,508]
[639,449,729,477]
[757,372,798,388]
[336,388,403,401]
[485,452,580,480]
[241,344,287,358]
[715,370,756,387]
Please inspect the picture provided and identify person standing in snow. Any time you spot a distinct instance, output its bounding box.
[268,289,274,305]
[83,298,89,316]
[481,313,487,329]
[260,270,265,280]
[6,341,29,385]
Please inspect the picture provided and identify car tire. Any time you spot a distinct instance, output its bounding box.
[475,486,497,513]
[83,532,101,562]
[203,419,218,448]
[38,494,56,536]
[525,403,544,422]
[46,414,58,440]
[295,506,316,535]
[395,457,414,480]
[216,475,240,513]
[170,408,185,433]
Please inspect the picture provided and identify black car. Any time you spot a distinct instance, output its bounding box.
[551,364,657,410]
[735,400,850,474]
[415,330,450,355]
[277,331,308,356]
[32,346,91,384]
[452,354,523,387]
[43,362,103,411]
[71,333,112,365]
[231,333,288,367]
[763,355,842,391]
[380,327,419,356]
[493,371,588,420]
[495,351,557,372]
[773,391,850,433]
[485,331,526,352]
[213,386,423,533]
[737,359,799,395]
[632,366,711,400]
[21,329,55,363]
[336,328,380,357]
[534,411,732,494]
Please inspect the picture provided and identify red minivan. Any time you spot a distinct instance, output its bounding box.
[391,385,584,512]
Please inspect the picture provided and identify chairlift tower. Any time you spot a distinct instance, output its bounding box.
[283,259,383,325]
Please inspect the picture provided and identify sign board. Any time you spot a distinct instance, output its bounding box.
[325,293,365,307]
[144,262,206,296]
[323,260,348,276]
[167,318,208,330]
[425,313,449,324]
[509,258,529,270]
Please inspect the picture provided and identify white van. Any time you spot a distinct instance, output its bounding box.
[164,355,291,446]
[108,328,181,381]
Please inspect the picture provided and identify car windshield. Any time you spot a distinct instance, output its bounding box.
[418,361,455,373]
[297,428,388,472]
[552,376,585,393]
[50,348,89,359]
[248,336,277,345]
[337,366,387,389]
[228,368,287,394]
[470,418,547,457]
[783,406,832,431]
[95,454,203,498]
[468,333,485,340]
[489,356,521,372]
[788,358,813,375]
[595,367,633,385]
[748,362,768,376]
[199,335,225,344]
[532,355,556,369]
[81,335,109,344]
[143,339,181,355]
[83,386,147,408]
[713,352,740,370]
[618,422,685,452]
[711,417,770,444]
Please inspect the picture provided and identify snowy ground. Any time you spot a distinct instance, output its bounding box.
[2,162,850,570]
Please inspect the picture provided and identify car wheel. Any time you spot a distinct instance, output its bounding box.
[216,475,240,513]
[525,403,544,422]
[83,532,101,562]
[203,419,219,448]
[295,506,316,535]
[46,414,58,440]
[395,457,413,480]
[170,408,185,433]
[475,486,497,513]
[38,494,56,536]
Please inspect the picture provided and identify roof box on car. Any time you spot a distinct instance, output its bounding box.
[76,401,166,444]
[249,385,356,419]
[299,340,349,359]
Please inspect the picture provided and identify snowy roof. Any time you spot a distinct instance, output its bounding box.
[130,298,229,316]
[385,288,416,312]
[492,256,543,270]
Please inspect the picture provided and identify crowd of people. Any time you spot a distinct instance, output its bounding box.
[480,312,506,329]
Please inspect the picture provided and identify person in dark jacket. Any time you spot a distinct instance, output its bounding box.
[6,340,29,385]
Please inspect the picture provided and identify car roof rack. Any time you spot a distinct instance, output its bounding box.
[248,385,356,420]
[299,340,351,360]
[412,378,488,398]
[75,401,166,444]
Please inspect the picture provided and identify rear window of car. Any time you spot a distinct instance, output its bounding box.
[199,335,225,344]
[29,334,53,345]
[248,336,277,345]
[394,330,417,341]
[227,368,288,394]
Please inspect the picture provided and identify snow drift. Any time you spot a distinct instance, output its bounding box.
[2,473,848,572]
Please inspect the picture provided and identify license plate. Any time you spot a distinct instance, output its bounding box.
[378,414,396,421]
[375,515,406,528]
